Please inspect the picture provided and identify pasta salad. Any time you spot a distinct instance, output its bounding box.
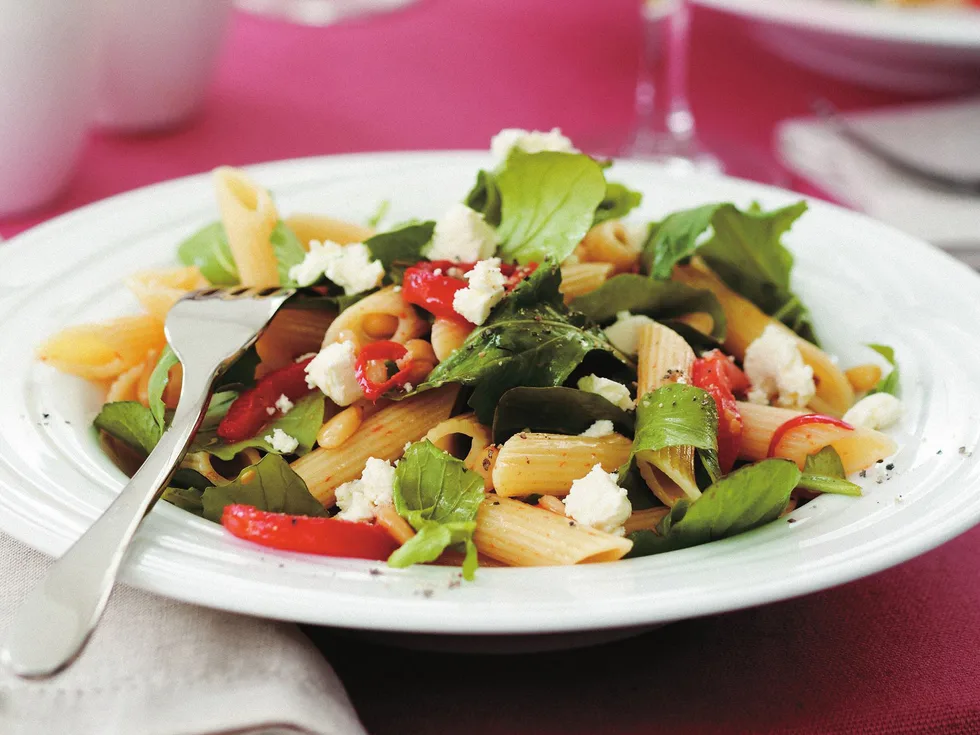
[39,129,903,579]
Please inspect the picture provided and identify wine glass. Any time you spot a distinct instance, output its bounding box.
[623,0,722,174]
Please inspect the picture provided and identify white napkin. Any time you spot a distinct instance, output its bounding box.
[0,533,367,735]
[777,97,980,256]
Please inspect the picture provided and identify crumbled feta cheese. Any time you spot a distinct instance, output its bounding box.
[843,393,902,431]
[743,325,815,410]
[403,382,413,392]
[580,420,615,438]
[577,374,634,411]
[288,239,384,295]
[335,457,395,522]
[304,340,363,406]
[426,203,498,263]
[490,127,578,162]
[274,394,294,414]
[403,441,413,454]
[266,406,276,416]
[603,311,656,357]
[264,428,299,454]
[452,257,507,325]
[562,464,632,536]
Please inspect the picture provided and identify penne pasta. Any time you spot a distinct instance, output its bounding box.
[256,308,335,371]
[638,457,691,507]
[125,266,209,320]
[738,401,897,473]
[623,506,670,535]
[425,413,493,474]
[578,220,641,274]
[291,385,459,507]
[283,213,374,247]
[474,496,633,566]
[559,262,615,303]
[845,364,883,394]
[213,166,280,287]
[323,286,428,349]
[105,362,144,404]
[673,259,854,415]
[37,315,166,380]
[430,317,472,362]
[492,432,632,497]
[636,321,695,396]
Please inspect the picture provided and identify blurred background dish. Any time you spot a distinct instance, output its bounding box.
[235,0,418,25]
[693,0,980,93]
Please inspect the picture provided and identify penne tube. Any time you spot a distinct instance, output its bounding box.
[425,414,493,473]
[673,259,854,415]
[291,385,458,506]
[738,401,897,473]
[283,213,374,247]
[213,167,280,287]
[492,432,632,498]
[623,506,670,535]
[430,317,472,362]
[636,320,695,396]
[125,266,209,320]
[638,456,692,507]
[323,286,428,349]
[105,362,144,404]
[845,364,883,394]
[578,220,641,274]
[474,496,633,566]
[256,308,335,371]
[37,315,166,381]
[559,262,615,303]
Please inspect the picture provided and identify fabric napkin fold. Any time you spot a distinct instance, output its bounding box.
[0,533,367,735]
[776,97,980,256]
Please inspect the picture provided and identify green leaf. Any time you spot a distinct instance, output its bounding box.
[270,221,307,286]
[388,441,485,579]
[366,199,390,229]
[492,386,635,444]
[93,402,162,456]
[147,346,180,429]
[363,221,435,284]
[465,170,502,227]
[799,446,862,496]
[176,222,239,285]
[628,458,800,556]
[417,263,628,423]
[200,454,327,523]
[629,384,721,482]
[867,343,900,397]
[571,273,726,341]
[217,347,261,390]
[190,392,324,459]
[642,201,817,343]
[161,486,205,516]
[496,152,607,265]
[593,182,643,225]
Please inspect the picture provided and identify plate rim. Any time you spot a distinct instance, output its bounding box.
[2,149,980,634]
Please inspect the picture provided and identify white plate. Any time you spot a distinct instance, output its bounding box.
[2,151,980,637]
[694,0,980,93]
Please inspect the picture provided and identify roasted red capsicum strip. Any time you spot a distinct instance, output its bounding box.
[355,340,415,401]
[691,350,748,473]
[217,357,314,442]
[767,414,854,458]
[221,504,398,560]
[400,260,538,322]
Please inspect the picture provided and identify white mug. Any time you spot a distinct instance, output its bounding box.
[0,1,101,218]
[96,0,233,132]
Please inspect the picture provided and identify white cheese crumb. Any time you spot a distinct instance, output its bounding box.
[304,340,364,407]
[563,464,632,536]
[288,239,384,295]
[403,441,413,454]
[403,382,413,392]
[577,374,634,411]
[274,393,294,414]
[580,420,615,438]
[843,393,902,431]
[426,203,498,263]
[264,428,299,454]
[743,325,815,410]
[490,127,578,162]
[603,311,656,357]
[266,406,276,416]
[335,457,395,522]
[452,257,507,325]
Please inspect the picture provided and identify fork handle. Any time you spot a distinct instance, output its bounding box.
[0,370,215,679]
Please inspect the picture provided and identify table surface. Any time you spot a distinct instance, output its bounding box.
[4,1,980,733]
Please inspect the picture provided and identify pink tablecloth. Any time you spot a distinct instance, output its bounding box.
[4,1,979,733]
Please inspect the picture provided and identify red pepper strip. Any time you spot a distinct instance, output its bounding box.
[217,357,314,442]
[691,352,743,473]
[355,340,415,402]
[221,504,398,560]
[402,261,539,322]
[767,414,854,458]
[700,349,751,395]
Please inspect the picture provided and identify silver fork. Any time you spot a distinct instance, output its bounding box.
[813,99,980,196]
[1,285,295,679]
